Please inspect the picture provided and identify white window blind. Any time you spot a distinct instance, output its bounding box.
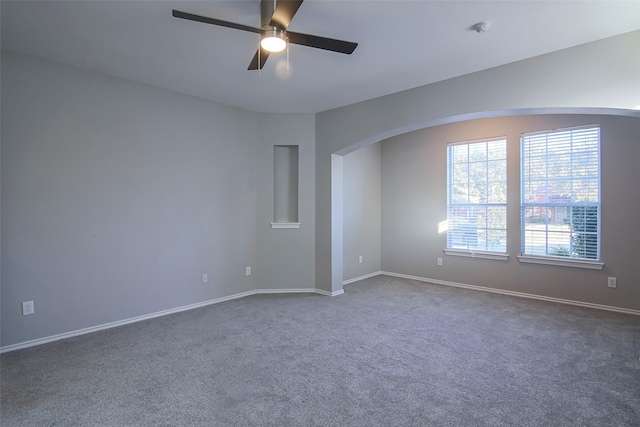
[521,125,600,260]
[447,138,507,253]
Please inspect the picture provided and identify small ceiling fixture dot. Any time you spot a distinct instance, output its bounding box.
[473,21,492,33]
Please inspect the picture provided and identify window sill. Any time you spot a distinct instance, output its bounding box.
[517,255,604,270]
[270,222,301,229]
[444,249,509,261]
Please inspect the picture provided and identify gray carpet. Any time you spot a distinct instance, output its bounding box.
[1,275,639,426]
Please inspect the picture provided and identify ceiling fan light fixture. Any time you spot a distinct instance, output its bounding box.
[261,29,287,52]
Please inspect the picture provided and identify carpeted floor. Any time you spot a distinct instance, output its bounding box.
[1,275,639,426]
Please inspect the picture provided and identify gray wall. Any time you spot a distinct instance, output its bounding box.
[1,51,320,348]
[381,114,640,310]
[3,30,640,348]
[343,142,381,281]
[316,30,640,294]
[255,114,316,291]
[1,51,261,346]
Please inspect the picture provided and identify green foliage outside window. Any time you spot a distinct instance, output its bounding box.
[571,206,598,259]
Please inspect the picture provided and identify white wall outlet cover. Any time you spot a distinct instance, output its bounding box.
[202,274,208,284]
[358,256,363,264]
[22,301,35,316]
[607,277,617,288]
[246,267,251,276]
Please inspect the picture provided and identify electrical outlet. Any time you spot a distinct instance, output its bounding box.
[22,301,34,316]
[246,266,251,276]
[202,274,208,284]
[437,258,443,266]
[607,277,617,288]
[358,255,363,264]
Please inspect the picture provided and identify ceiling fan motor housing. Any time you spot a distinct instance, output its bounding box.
[261,0,281,31]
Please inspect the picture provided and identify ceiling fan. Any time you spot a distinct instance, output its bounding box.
[172,0,358,70]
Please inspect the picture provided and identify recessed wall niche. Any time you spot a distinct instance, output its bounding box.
[271,145,300,228]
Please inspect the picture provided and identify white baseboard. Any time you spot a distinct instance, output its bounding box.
[0,287,339,354]
[257,288,343,297]
[381,271,640,316]
[10,270,631,354]
[255,288,316,294]
[343,271,383,285]
[315,288,345,297]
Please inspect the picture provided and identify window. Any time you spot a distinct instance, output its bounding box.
[447,138,507,254]
[521,126,600,260]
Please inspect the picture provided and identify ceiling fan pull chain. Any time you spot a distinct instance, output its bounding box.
[258,42,261,76]
[287,37,290,74]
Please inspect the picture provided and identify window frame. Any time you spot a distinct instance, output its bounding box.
[519,124,603,269]
[446,137,508,260]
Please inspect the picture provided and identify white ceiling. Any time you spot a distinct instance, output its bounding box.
[3,1,640,113]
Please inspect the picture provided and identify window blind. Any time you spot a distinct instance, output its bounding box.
[521,126,600,260]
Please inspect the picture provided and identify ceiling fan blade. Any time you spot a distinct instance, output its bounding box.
[287,31,358,54]
[248,48,271,70]
[172,10,262,34]
[269,0,304,30]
